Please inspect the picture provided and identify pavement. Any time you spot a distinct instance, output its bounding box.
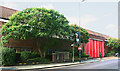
[0,56,118,71]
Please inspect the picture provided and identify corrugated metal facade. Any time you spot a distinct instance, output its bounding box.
[86,39,104,58]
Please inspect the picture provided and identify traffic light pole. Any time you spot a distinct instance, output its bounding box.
[79,50,81,62]
[78,1,81,62]
[72,45,74,62]
[78,0,85,62]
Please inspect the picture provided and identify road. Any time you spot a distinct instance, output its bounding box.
[25,59,119,71]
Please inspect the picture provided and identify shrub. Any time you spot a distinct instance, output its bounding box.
[20,51,31,62]
[27,57,50,63]
[86,55,90,58]
[20,51,41,62]
[0,47,16,66]
[88,57,94,59]
[81,52,89,58]
[46,53,52,61]
[30,52,40,58]
[105,53,109,57]
[109,51,115,56]
[16,52,21,63]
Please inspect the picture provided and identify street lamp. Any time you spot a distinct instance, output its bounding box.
[78,0,85,62]
[71,43,74,62]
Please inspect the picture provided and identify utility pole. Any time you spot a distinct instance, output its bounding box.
[71,43,74,62]
[78,0,85,62]
[73,43,74,62]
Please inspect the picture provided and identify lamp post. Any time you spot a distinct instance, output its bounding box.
[78,0,85,62]
[71,43,74,62]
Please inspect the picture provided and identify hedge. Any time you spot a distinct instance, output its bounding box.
[27,57,50,64]
[0,47,16,66]
[20,51,41,62]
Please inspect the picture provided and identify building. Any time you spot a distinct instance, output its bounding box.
[0,6,17,40]
[0,6,111,58]
[85,29,110,57]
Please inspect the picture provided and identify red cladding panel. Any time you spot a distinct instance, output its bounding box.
[86,39,104,58]
[101,42,103,57]
[93,40,96,58]
[99,41,101,57]
[96,41,98,57]
[86,42,89,55]
[90,39,93,57]
[86,39,90,55]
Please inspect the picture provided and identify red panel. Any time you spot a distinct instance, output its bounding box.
[86,39,104,58]
[99,41,103,57]
[93,40,96,58]
[86,39,90,56]
[99,41,101,57]
[90,39,93,57]
[88,39,90,55]
[101,42,103,57]
[86,41,89,55]
[96,41,98,57]
[86,42,89,55]
[97,41,100,57]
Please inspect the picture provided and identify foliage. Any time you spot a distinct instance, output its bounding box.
[88,57,94,59]
[105,51,115,57]
[30,52,41,58]
[0,47,16,66]
[37,37,72,58]
[0,41,2,48]
[1,7,89,44]
[107,38,119,52]
[27,57,50,63]
[20,51,41,62]
[104,53,108,57]
[81,52,90,58]
[69,24,89,43]
[74,49,89,58]
[1,7,89,59]
[1,8,69,43]
[20,51,31,62]
[16,52,21,63]
[108,51,115,56]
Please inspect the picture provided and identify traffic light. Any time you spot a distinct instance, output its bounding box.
[74,32,80,46]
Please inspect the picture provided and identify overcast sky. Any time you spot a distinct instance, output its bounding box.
[0,0,119,38]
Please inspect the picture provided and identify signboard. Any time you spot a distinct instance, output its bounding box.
[78,46,82,50]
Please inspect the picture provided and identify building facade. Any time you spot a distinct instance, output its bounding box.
[85,29,110,57]
[0,6,111,58]
[0,6,17,40]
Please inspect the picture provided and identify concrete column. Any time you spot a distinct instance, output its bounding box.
[52,53,56,62]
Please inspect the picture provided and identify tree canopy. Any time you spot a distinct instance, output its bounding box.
[107,38,119,51]
[1,8,89,44]
[69,24,89,43]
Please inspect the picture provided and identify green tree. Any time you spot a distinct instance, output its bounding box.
[107,38,118,52]
[1,8,69,42]
[1,8,69,58]
[69,24,89,43]
[1,8,89,58]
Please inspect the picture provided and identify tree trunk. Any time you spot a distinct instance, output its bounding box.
[38,48,43,58]
[43,51,46,58]
[37,39,43,58]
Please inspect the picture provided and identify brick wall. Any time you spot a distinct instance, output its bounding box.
[4,37,72,52]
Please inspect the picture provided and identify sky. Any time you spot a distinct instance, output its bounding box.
[0,0,119,38]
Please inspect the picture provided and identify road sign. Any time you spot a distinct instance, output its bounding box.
[78,46,82,50]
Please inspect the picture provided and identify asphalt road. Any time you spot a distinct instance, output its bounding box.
[26,59,119,71]
[63,59,118,69]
